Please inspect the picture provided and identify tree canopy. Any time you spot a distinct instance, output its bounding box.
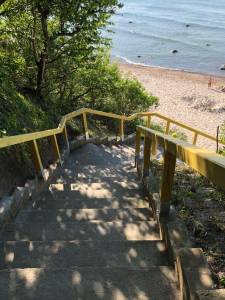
[0,0,157,137]
[1,0,122,101]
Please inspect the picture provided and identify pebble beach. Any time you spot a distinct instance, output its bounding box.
[118,62,225,149]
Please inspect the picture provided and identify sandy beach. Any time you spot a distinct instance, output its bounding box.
[118,62,225,149]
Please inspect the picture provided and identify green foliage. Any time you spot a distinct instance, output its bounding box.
[149,122,188,142]
[0,83,51,137]
[150,122,164,133]
[0,1,157,138]
[60,55,158,115]
[0,0,123,101]
[170,129,187,141]
[220,277,225,287]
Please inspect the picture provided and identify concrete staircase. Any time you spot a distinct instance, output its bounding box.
[0,143,180,299]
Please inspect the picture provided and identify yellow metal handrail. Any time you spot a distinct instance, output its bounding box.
[0,108,223,179]
[136,126,225,217]
[0,108,223,149]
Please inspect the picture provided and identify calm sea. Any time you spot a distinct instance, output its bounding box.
[109,0,225,75]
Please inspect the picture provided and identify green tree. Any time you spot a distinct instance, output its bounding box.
[0,0,158,136]
[0,0,122,103]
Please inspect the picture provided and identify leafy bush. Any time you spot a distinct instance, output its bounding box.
[0,53,158,137]
[0,84,52,137]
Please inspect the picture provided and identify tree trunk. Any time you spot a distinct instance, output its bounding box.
[36,54,46,100]
[35,5,49,101]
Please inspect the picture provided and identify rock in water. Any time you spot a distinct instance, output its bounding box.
[172,50,178,54]
[186,24,190,27]
[220,64,225,70]
[128,21,133,24]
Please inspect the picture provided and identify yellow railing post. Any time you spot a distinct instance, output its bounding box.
[135,128,141,167]
[82,112,89,140]
[143,133,152,177]
[151,135,157,156]
[50,134,62,165]
[165,121,171,134]
[193,132,198,145]
[160,149,176,217]
[119,118,125,141]
[29,140,45,179]
[147,115,152,128]
[62,125,70,152]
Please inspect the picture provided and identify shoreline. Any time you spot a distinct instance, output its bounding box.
[113,57,225,80]
[117,61,225,150]
[116,61,225,84]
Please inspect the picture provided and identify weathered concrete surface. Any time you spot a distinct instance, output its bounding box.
[0,267,179,300]
[0,240,168,269]
[1,220,160,241]
[15,208,153,223]
[177,248,214,300]
[0,143,180,299]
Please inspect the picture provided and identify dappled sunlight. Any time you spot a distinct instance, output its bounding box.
[112,288,126,300]
[156,242,166,252]
[72,271,82,285]
[15,268,43,289]
[5,251,14,263]
[123,222,159,240]
[0,143,180,298]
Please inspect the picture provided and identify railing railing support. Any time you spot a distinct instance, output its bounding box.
[147,116,151,128]
[160,149,176,217]
[151,135,157,156]
[135,128,141,167]
[29,140,45,179]
[193,132,198,145]
[62,125,70,152]
[143,133,152,177]
[165,121,171,134]
[119,118,125,141]
[50,134,62,165]
[82,112,89,140]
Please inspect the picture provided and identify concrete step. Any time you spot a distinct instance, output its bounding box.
[54,143,137,181]
[16,208,153,223]
[56,165,138,181]
[48,181,145,200]
[0,240,168,269]
[0,266,180,300]
[29,179,149,210]
[50,179,143,193]
[63,143,135,170]
[32,192,149,209]
[1,221,160,241]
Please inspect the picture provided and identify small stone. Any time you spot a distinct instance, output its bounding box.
[137,55,141,58]
[172,49,178,54]
[220,64,225,71]
[186,24,190,27]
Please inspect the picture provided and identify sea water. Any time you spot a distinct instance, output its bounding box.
[108,0,225,75]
